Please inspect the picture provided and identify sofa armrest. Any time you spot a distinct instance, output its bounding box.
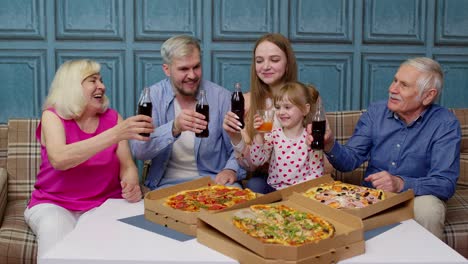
[0,167,7,226]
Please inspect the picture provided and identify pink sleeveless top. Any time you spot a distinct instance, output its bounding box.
[28,108,122,211]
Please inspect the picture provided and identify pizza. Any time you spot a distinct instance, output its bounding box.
[232,204,335,246]
[303,181,385,209]
[165,185,256,212]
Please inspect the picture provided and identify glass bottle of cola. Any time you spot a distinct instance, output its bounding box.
[311,97,326,150]
[195,89,209,138]
[231,82,245,129]
[137,87,152,137]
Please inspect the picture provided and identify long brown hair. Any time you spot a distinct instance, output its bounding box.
[246,33,298,141]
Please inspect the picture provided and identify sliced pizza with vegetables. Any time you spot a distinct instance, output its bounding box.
[232,204,335,246]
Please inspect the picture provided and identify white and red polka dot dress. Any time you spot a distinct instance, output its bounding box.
[250,127,324,190]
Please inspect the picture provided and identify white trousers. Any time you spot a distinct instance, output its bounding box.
[24,203,85,260]
[413,195,446,240]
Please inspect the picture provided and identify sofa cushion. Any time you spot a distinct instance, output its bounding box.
[6,119,40,201]
[444,187,468,258]
[451,109,468,153]
[458,154,468,187]
[0,199,36,264]
[326,111,367,185]
[0,125,7,168]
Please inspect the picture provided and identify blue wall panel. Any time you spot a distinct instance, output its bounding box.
[436,0,468,45]
[363,0,425,44]
[297,53,353,110]
[212,51,251,92]
[0,51,46,121]
[1,0,468,123]
[435,55,468,108]
[213,0,278,40]
[135,0,201,40]
[56,0,124,40]
[134,51,166,113]
[290,0,352,43]
[0,0,45,39]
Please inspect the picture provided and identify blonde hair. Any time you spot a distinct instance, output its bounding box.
[274,82,319,127]
[161,35,201,64]
[246,33,298,140]
[43,59,108,119]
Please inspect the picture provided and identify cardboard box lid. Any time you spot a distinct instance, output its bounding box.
[198,192,363,261]
[197,219,365,264]
[277,174,415,219]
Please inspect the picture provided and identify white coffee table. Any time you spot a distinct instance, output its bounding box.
[40,199,467,264]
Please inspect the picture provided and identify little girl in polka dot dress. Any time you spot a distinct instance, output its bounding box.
[249,81,324,193]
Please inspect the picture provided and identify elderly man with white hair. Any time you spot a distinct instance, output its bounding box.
[308,57,461,239]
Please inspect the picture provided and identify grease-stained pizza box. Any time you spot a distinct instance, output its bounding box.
[144,176,260,236]
[276,174,414,230]
[197,220,365,264]
[197,192,364,261]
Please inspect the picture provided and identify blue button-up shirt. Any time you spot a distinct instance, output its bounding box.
[326,100,461,200]
[130,78,246,190]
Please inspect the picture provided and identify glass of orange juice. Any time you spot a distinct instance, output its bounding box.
[256,109,275,133]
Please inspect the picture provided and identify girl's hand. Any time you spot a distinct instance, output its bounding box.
[306,123,313,145]
[253,114,263,130]
[306,120,335,152]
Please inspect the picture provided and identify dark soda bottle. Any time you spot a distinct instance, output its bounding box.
[137,87,152,137]
[311,97,326,150]
[231,82,245,129]
[196,89,209,138]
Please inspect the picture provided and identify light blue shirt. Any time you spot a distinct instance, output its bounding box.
[326,100,461,201]
[130,78,246,190]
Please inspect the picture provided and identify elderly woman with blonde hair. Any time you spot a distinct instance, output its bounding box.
[24,59,154,259]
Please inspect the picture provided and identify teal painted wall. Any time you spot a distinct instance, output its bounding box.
[1,0,468,123]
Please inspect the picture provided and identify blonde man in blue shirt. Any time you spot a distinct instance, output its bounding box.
[130,35,246,189]
[308,57,461,239]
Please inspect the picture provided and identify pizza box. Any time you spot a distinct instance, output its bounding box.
[144,209,197,236]
[197,192,364,261]
[276,174,415,230]
[197,219,365,264]
[144,176,259,236]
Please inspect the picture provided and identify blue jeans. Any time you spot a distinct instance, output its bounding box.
[246,175,276,194]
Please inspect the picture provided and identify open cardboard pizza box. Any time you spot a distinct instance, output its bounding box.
[277,174,415,231]
[144,176,260,236]
[198,221,365,264]
[197,193,365,262]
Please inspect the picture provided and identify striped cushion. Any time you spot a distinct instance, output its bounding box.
[459,154,468,187]
[325,111,367,184]
[0,125,7,168]
[0,200,37,264]
[2,119,40,263]
[0,168,6,225]
[6,119,40,201]
[444,187,468,258]
[451,109,468,153]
